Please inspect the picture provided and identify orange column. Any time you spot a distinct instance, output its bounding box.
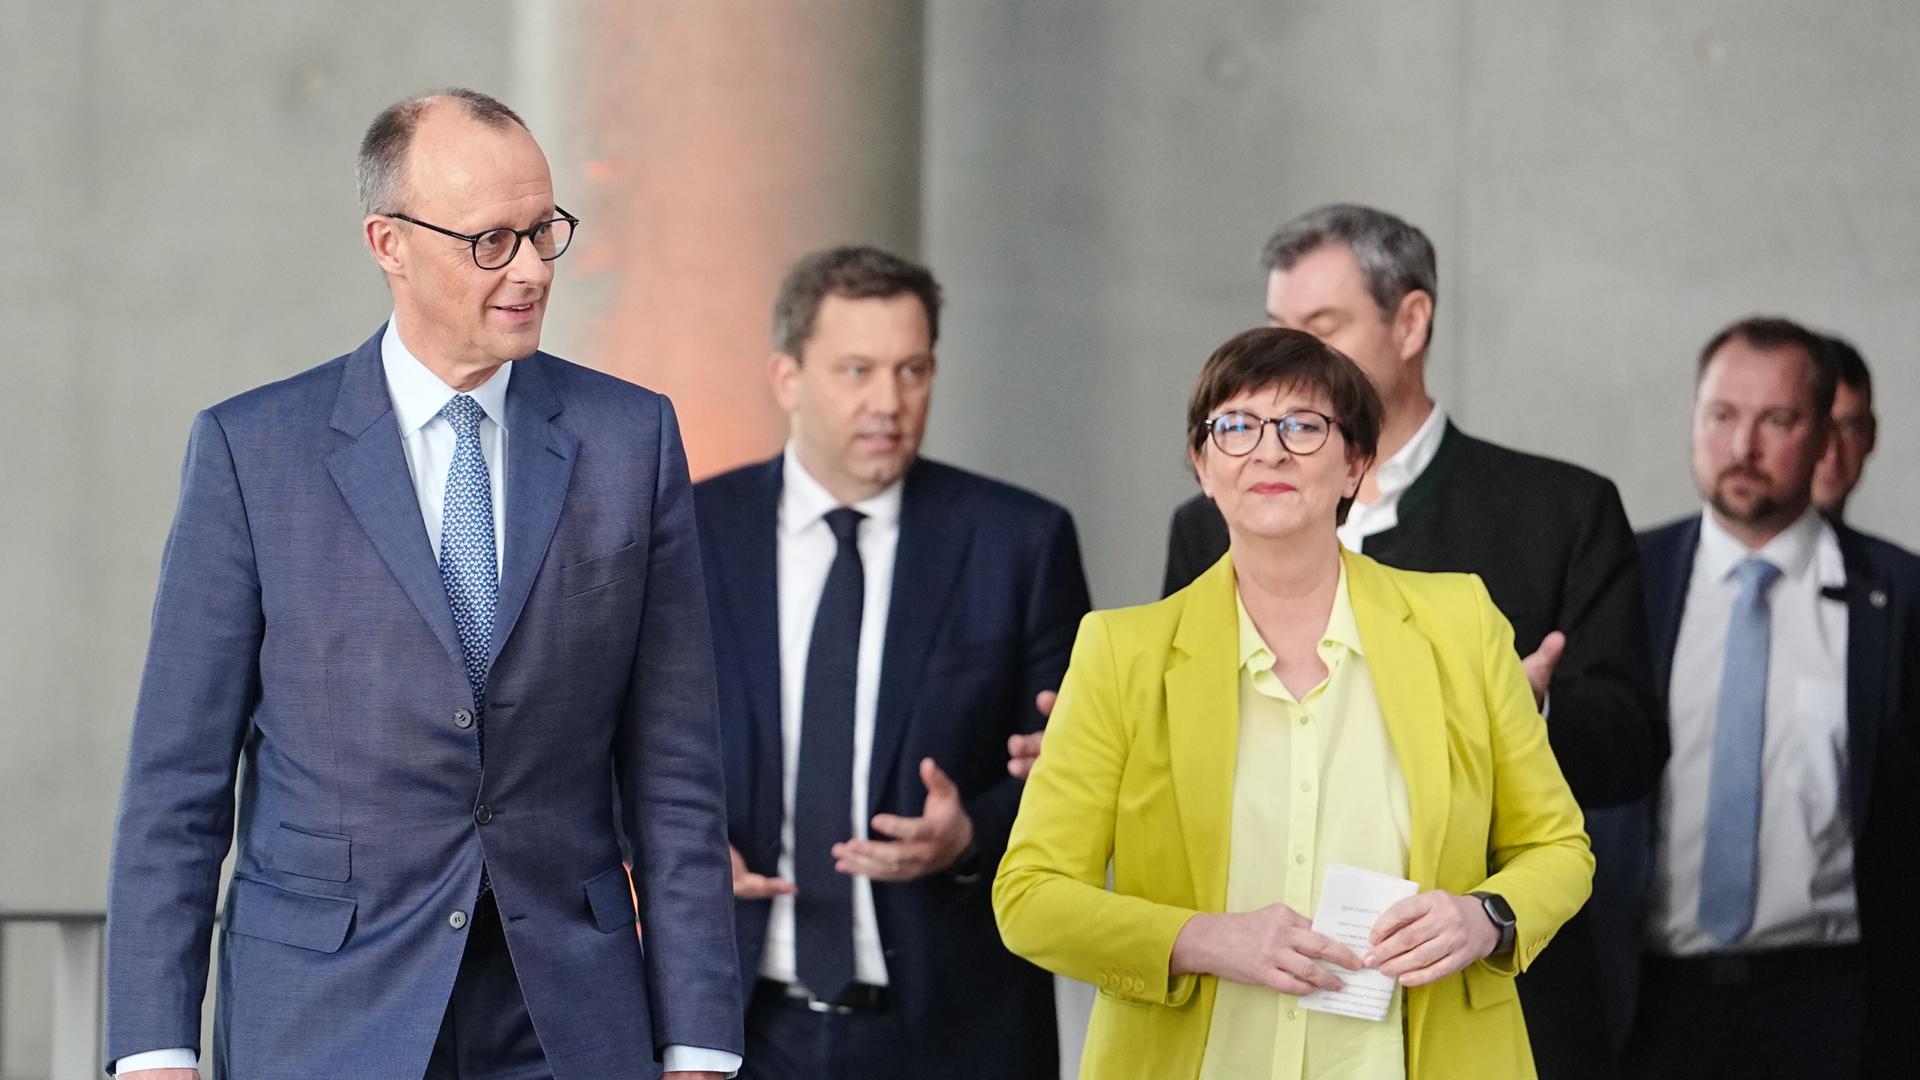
[551,0,925,479]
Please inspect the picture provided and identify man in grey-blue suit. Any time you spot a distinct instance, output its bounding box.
[105,90,743,1079]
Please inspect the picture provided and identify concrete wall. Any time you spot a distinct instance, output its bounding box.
[923,0,1920,609]
[1,3,516,1070]
[920,7,1919,1066]
[4,0,1917,1073]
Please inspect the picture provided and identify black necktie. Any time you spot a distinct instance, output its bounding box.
[794,507,866,1001]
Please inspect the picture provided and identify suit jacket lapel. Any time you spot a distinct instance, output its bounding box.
[1358,422,1458,562]
[722,457,785,830]
[1345,551,1450,890]
[1648,517,1701,703]
[869,463,971,815]
[488,356,577,669]
[325,328,466,674]
[1836,524,1890,837]
[1163,556,1239,913]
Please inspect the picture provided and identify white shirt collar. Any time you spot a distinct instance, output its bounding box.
[779,443,905,536]
[1697,504,1828,584]
[380,315,512,436]
[1372,401,1448,497]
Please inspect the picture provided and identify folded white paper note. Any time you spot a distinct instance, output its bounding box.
[1297,862,1420,1022]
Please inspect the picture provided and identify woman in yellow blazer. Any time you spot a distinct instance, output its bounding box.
[994,328,1592,1079]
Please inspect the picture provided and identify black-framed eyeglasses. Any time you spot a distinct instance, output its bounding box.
[1202,409,1342,457]
[385,207,579,270]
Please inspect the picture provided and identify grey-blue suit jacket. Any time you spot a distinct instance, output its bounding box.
[105,327,743,1078]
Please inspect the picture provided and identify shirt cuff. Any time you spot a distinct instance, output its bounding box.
[114,1048,199,1073]
[661,1044,743,1076]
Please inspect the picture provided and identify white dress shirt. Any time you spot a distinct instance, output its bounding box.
[1336,401,1447,553]
[119,318,737,1077]
[760,447,903,989]
[1649,507,1856,955]
[381,317,511,568]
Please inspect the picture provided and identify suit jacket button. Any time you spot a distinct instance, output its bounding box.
[474,804,493,824]
[453,708,474,729]
[449,910,468,929]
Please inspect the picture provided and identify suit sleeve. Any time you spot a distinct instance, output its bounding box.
[105,410,260,1062]
[962,507,1092,875]
[1162,498,1212,599]
[1468,576,1596,977]
[994,613,1202,1007]
[617,395,745,1058]
[1539,478,1667,807]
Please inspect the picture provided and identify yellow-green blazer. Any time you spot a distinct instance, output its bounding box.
[994,550,1593,1079]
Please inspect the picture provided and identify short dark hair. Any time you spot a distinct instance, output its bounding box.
[1261,204,1438,344]
[772,245,943,358]
[1822,333,1873,403]
[357,89,528,215]
[1187,327,1384,525]
[1697,316,1837,419]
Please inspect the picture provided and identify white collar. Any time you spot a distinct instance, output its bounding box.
[1697,504,1829,584]
[1372,401,1448,497]
[779,444,905,536]
[380,316,512,436]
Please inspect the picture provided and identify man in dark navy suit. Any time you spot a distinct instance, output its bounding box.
[695,246,1089,1080]
[1588,316,1920,1080]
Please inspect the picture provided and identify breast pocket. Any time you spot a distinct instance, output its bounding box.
[927,636,1016,676]
[560,541,644,598]
[1790,678,1850,850]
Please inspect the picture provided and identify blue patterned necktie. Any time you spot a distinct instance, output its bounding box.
[1698,556,1783,946]
[438,394,498,712]
[794,507,865,1003]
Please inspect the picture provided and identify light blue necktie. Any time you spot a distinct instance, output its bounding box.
[438,394,498,712]
[1698,556,1782,946]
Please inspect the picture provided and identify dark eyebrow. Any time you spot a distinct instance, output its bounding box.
[475,206,560,233]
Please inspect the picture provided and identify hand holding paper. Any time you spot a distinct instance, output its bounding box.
[1169,900,1366,998]
[1366,887,1503,988]
[1298,863,1420,1021]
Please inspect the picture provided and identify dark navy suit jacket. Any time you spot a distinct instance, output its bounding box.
[105,328,743,1078]
[1588,513,1920,1076]
[694,455,1090,1080]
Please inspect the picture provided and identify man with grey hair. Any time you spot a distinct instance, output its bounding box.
[105,89,741,1078]
[1159,204,1664,1079]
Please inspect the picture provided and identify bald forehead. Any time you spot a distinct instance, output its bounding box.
[401,102,552,224]
[1700,339,1820,408]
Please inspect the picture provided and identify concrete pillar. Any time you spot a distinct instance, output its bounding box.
[533,0,927,478]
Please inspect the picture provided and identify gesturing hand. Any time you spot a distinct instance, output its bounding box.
[834,758,974,881]
[1365,890,1500,987]
[729,844,796,900]
[1521,631,1566,710]
[1170,903,1366,996]
[1006,690,1055,778]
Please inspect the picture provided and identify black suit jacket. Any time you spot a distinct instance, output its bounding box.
[1586,515,1920,1076]
[694,455,1091,1080]
[1164,421,1663,1080]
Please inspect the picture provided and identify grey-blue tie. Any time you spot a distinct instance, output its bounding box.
[438,394,497,714]
[1698,556,1782,946]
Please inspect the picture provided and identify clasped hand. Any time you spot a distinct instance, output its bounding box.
[1170,890,1499,994]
